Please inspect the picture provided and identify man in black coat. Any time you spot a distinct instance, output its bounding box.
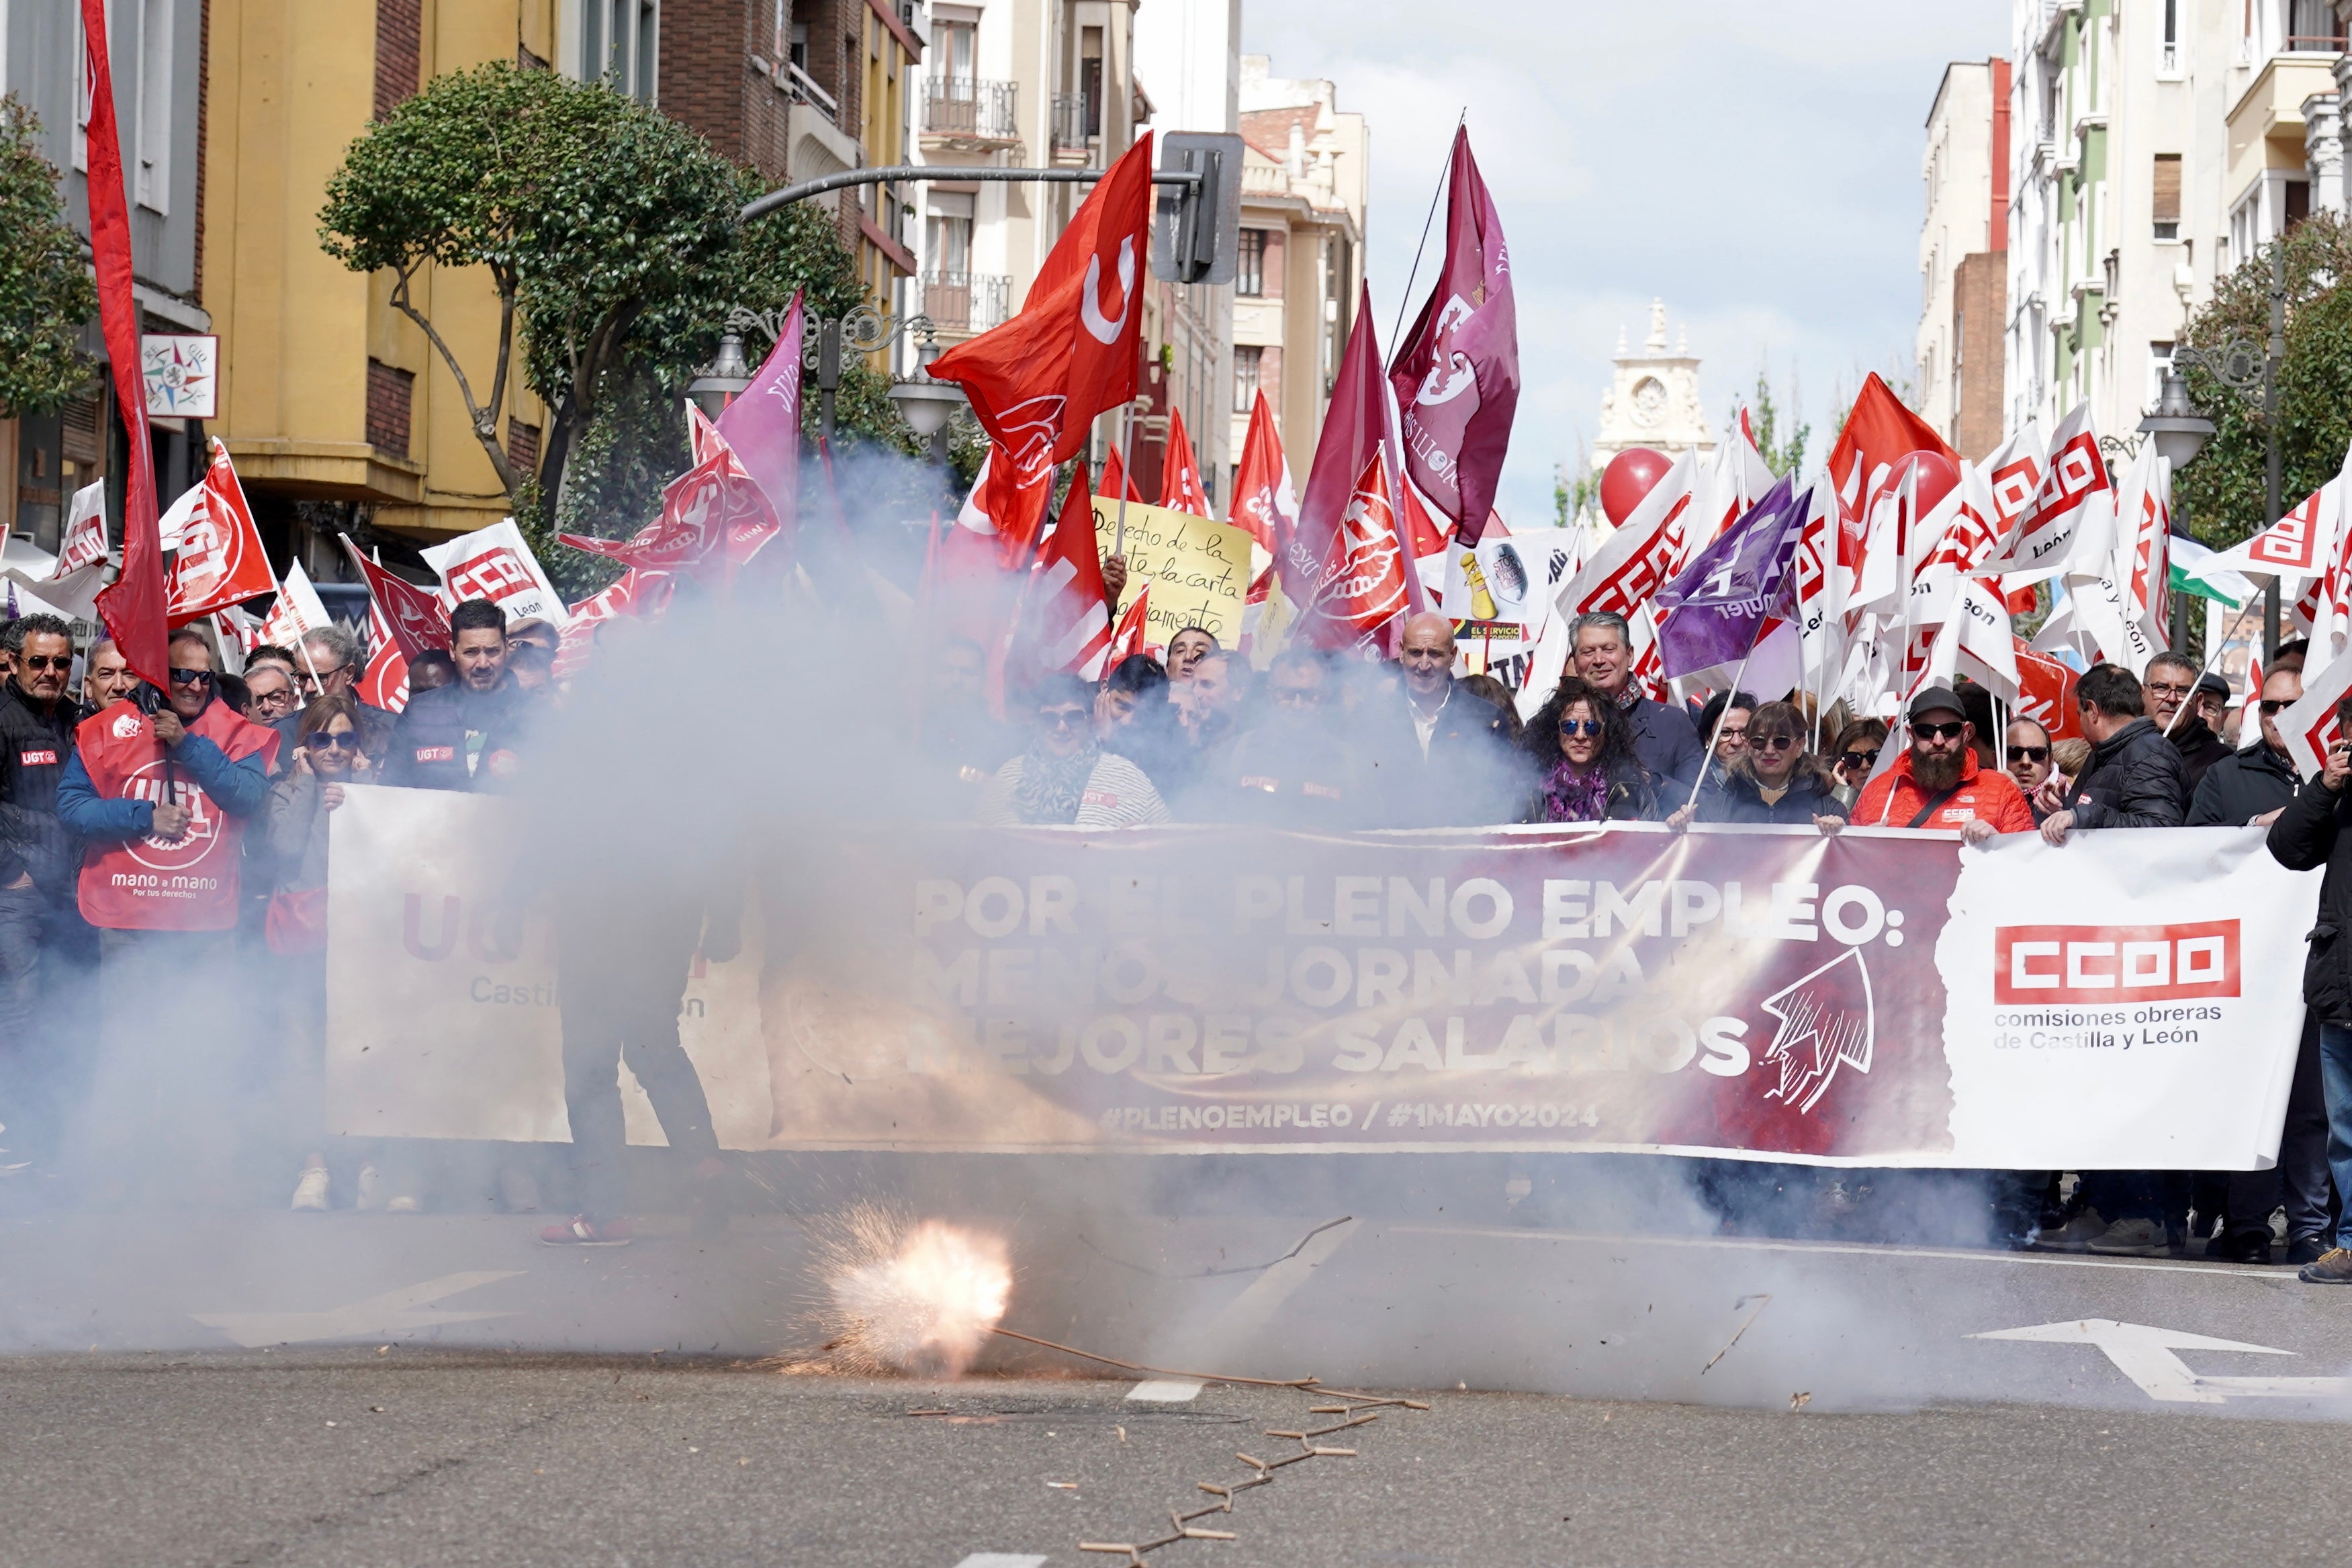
[379,599,527,790]
[1565,611,1702,794]
[1361,614,1523,827]
[2144,652,2230,791]
[2186,667,2332,1264]
[1203,649,1384,827]
[2267,686,2352,1283]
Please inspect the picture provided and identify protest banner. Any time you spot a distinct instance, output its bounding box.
[1089,496,1253,649]
[329,791,2313,1169]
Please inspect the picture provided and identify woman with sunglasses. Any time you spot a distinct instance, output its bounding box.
[975,674,1173,827]
[1668,700,1847,832]
[265,695,403,1212]
[1520,676,1657,823]
[1828,717,1888,807]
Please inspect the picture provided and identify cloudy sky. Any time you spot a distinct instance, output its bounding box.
[1238,0,2010,525]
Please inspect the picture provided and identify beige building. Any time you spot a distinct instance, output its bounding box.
[1228,54,1366,484]
[1589,299,1713,473]
[1919,58,2011,459]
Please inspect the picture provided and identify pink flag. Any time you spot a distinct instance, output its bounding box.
[1390,126,1519,542]
[559,409,780,582]
[1290,282,1395,625]
[715,291,803,528]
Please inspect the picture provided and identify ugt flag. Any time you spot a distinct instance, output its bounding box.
[1654,475,1807,679]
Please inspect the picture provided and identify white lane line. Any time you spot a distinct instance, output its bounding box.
[192,1271,524,1348]
[1386,1224,2288,1280]
[1126,1379,1204,1402]
[953,1555,1047,1568]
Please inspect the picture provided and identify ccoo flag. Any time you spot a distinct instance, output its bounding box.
[1389,126,1519,543]
[1654,474,1808,679]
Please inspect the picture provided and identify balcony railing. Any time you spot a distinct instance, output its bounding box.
[921,77,1018,143]
[782,59,839,119]
[1050,92,1092,153]
[922,271,1011,333]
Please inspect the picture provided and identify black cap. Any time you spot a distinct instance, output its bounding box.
[1908,686,1966,722]
[2193,672,2230,702]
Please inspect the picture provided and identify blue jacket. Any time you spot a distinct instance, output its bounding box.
[57,722,273,841]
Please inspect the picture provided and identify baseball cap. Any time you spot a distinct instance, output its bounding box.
[1907,686,1966,723]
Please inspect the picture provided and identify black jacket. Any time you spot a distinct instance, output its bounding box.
[1363,682,1525,827]
[2168,717,2232,792]
[378,680,529,791]
[1204,717,1386,827]
[1694,767,1850,827]
[2065,716,2189,829]
[2187,741,2299,827]
[1625,694,1704,795]
[0,683,85,898]
[2267,780,2352,1024]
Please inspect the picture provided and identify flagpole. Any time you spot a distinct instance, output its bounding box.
[1386,109,1467,365]
[1114,400,1138,557]
[2162,590,2264,738]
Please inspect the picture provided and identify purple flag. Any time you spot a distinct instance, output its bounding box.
[716,289,804,528]
[1288,280,1393,613]
[1390,126,1519,543]
[1653,475,1808,678]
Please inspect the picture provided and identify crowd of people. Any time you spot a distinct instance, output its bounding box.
[5,596,2351,1280]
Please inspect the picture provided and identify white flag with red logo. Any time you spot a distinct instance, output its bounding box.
[1157,406,1211,517]
[422,518,571,628]
[1555,448,1695,622]
[163,440,277,625]
[257,559,334,649]
[2200,479,2341,586]
[1228,390,1296,562]
[1988,402,2112,586]
[1106,584,1150,665]
[1020,473,1114,679]
[52,480,109,579]
[2279,651,2352,780]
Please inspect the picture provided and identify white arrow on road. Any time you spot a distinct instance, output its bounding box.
[193,1271,524,1348]
[1971,1318,2351,1405]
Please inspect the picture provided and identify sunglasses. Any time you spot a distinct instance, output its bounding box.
[304,731,362,751]
[19,654,70,672]
[1557,718,1603,737]
[1039,708,1090,729]
[1752,734,1799,752]
[2009,745,2050,762]
[2261,699,2291,717]
[168,667,214,687]
[1914,721,1968,741]
[1837,749,1879,770]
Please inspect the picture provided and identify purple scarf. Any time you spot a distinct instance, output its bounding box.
[1539,757,1611,823]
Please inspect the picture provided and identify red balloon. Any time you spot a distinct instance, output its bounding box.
[1887,449,1961,516]
[1600,447,1673,527]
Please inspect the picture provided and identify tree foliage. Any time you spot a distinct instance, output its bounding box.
[2171,212,2352,549]
[1744,367,1809,477]
[0,97,97,417]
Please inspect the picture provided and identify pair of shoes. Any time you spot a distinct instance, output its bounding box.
[2210,1230,2274,1266]
[290,1167,330,1211]
[2288,1236,2332,1267]
[2085,1217,2169,1256]
[2298,1246,2352,1284]
[541,1214,632,1247]
[2035,1208,2108,1251]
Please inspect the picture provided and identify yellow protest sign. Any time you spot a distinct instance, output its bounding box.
[1090,497,1254,649]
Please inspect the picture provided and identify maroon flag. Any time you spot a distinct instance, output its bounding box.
[81,0,167,686]
[1287,282,1391,615]
[715,290,803,529]
[1389,126,1519,543]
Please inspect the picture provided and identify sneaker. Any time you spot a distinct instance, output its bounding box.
[386,1195,421,1214]
[2084,1217,2169,1256]
[355,1166,386,1212]
[2300,1247,2352,1283]
[2288,1236,2333,1267]
[2209,1230,2274,1266]
[291,1166,330,1211]
[498,1168,541,1213]
[541,1215,633,1246]
[2034,1207,2108,1251]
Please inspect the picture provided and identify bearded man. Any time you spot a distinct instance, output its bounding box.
[1851,686,2034,841]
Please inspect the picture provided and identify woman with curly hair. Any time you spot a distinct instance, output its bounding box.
[1521,676,1658,823]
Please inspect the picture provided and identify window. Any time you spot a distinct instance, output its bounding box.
[932,18,975,83]
[2162,0,2181,70]
[2289,0,2345,49]
[1236,230,1266,296]
[1233,346,1261,414]
[134,0,172,212]
[582,0,658,102]
[925,191,973,274]
[2288,176,2312,229]
[2153,153,2181,240]
[1079,27,1103,139]
[2149,342,2176,408]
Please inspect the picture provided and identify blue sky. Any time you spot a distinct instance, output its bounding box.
[1240,0,2011,524]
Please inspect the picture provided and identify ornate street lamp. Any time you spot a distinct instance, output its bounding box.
[685,332,754,422]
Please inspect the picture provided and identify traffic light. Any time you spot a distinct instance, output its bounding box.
[1152,132,1244,285]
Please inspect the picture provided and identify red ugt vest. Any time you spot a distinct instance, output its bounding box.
[76,698,280,931]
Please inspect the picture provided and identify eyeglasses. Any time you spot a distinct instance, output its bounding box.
[1752,734,1799,752]
[2144,682,2194,700]
[1557,718,1603,737]
[1272,688,1323,707]
[168,667,214,687]
[1914,721,1968,742]
[1039,708,1089,729]
[304,731,362,751]
[250,687,296,707]
[1837,749,1879,770]
[2261,699,2292,717]
[296,665,346,688]
[19,655,70,672]
[2009,745,2051,762]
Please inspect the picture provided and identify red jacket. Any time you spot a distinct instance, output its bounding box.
[1852,746,2034,834]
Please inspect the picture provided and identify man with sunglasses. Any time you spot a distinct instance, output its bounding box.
[1852,688,2034,841]
[0,614,94,1127]
[2189,669,2302,831]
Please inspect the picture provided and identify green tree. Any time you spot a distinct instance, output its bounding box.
[2171,212,2352,549]
[1743,367,1809,476]
[0,97,97,416]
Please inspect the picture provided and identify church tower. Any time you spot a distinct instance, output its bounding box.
[1592,299,1715,469]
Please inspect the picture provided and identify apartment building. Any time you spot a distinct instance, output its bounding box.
[3,0,211,555]
[1919,58,2011,459]
[1230,54,1365,486]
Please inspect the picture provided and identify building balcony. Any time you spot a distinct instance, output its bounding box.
[1049,93,1095,165]
[921,271,1012,334]
[780,58,840,121]
[920,77,1020,151]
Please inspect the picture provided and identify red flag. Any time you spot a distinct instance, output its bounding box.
[1015,471,1114,680]
[555,568,672,678]
[1299,449,1410,652]
[1799,372,1954,619]
[1100,445,1145,504]
[1157,407,1210,516]
[2011,637,2083,741]
[1106,584,1150,665]
[1390,126,1519,541]
[559,409,780,581]
[1228,390,1296,559]
[925,134,1153,564]
[1290,281,1393,620]
[356,602,412,714]
[165,441,277,625]
[81,0,166,686]
[342,540,452,661]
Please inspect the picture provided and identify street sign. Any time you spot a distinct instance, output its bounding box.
[1152,132,1243,286]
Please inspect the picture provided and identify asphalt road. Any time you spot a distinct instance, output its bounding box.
[8,1196,2352,1566]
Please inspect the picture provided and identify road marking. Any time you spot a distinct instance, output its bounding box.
[192,1271,523,1348]
[953,1556,1046,1568]
[1387,1224,2286,1280]
[1126,1379,1204,1402]
[1971,1318,2351,1405]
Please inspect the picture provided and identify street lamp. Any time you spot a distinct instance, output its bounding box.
[887,375,967,459]
[2136,370,2215,471]
[685,332,754,422]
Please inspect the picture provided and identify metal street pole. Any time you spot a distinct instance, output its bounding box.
[2265,241,2286,660]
